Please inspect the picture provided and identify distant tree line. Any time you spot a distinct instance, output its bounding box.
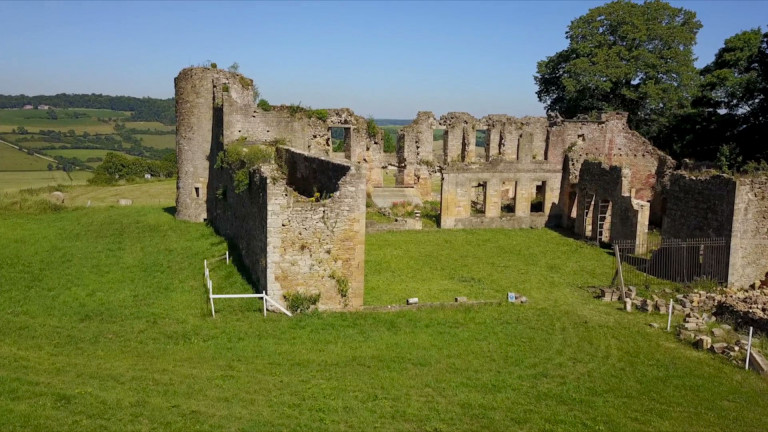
[0,94,175,125]
[89,152,177,185]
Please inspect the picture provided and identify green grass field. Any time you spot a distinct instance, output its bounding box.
[61,180,176,207]
[0,143,53,170]
[44,148,116,161]
[136,133,175,149]
[0,171,92,192]
[0,203,767,431]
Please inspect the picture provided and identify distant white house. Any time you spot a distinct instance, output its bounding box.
[37,104,51,110]
[21,105,33,110]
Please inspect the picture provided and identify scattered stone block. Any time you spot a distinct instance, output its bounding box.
[649,323,659,329]
[709,342,728,354]
[625,298,633,312]
[711,328,726,339]
[720,324,732,331]
[695,336,712,350]
[518,296,528,304]
[678,330,695,341]
[406,298,418,305]
[118,199,133,206]
[454,296,467,303]
[748,350,768,376]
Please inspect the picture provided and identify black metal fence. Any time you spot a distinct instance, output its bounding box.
[613,237,730,289]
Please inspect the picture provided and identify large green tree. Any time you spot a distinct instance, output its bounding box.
[535,0,702,140]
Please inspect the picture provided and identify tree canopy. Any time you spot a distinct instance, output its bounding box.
[535,0,702,140]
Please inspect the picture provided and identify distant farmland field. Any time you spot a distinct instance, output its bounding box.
[0,108,130,134]
[0,171,92,192]
[137,134,175,149]
[0,144,51,171]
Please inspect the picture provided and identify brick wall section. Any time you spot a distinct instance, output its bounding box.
[729,175,768,288]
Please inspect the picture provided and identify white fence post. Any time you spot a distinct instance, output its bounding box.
[746,326,754,371]
[666,300,673,332]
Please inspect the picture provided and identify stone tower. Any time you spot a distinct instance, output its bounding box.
[174,67,255,222]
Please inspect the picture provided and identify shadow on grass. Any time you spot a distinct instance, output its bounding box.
[162,206,176,217]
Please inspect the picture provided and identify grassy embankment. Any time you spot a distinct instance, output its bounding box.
[1,197,767,431]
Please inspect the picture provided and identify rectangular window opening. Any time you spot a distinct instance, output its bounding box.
[330,126,352,155]
[476,129,488,161]
[501,181,517,215]
[471,182,487,216]
[194,186,201,199]
[530,181,546,213]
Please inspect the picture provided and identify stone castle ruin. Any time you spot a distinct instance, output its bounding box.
[175,67,768,309]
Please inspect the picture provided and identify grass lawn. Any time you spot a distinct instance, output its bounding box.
[136,133,175,149]
[0,143,53,170]
[0,206,767,431]
[43,148,117,162]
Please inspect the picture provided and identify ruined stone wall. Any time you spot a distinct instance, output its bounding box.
[175,67,254,222]
[396,111,437,199]
[575,161,649,246]
[551,113,675,227]
[728,175,768,289]
[440,159,561,229]
[662,173,737,239]
[209,147,366,309]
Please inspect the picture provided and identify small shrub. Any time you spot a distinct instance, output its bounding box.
[309,109,328,122]
[238,76,252,89]
[215,142,276,193]
[366,117,379,138]
[210,62,217,69]
[283,291,321,314]
[257,99,272,111]
[222,84,230,93]
[390,200,420,218]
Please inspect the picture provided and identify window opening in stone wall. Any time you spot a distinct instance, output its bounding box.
[501,181,517,214]
[543,129,551,161]
[461,128,472,162]
[194,186,200,198]
[330,127,351,154]
[471,182,487,216]
[597,199,612,243]
[515,133,522,161]
[476,129,488,161]
[498,129,507,158]
[530,181,546,213]
[583,194,595,238]
[568,190,578,220]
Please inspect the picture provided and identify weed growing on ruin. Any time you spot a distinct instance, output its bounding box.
[257,99,272,111]
[215,141,276,193]
[238,76,253,89]
[366,117,379,138]
[390,200,419,217]
[283,290,321,314]
[286,103,328,121]
[222,84,229,93]
[331,270,350,307]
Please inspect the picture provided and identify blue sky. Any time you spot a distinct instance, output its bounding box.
[0,1,766,119]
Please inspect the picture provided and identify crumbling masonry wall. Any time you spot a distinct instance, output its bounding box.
[662,172,768,289]
[175,67,382,223]
[209,147,366,310]
[550,112,675,229]
[575,161,649,246]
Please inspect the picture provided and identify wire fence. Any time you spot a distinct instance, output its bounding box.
[613,237,729,289]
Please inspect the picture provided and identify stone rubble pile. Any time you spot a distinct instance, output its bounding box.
[598,283,768,376]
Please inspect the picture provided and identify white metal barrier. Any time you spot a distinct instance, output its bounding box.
[204,255,292,318]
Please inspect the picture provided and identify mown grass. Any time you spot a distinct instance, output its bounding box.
[0,206,767,431]
[0,143,51,170]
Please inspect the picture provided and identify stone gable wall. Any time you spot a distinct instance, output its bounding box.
[729,175,768,289]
